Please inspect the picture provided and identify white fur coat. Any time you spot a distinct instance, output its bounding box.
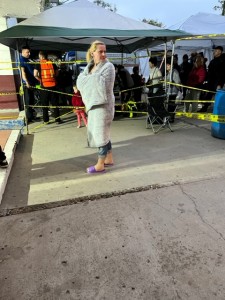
[77,59,115,148]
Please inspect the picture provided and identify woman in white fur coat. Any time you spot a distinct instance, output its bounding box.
[77,40,115,174]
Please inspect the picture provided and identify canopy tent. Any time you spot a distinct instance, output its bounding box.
[145,12,225,68]
[0,0,190,53]
[169,12,225,35]
[169,12,225,62]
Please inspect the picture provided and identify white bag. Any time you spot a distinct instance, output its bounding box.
[142,86,149,94]
[175,91,183,104]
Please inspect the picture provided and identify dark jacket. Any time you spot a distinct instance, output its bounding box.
[207,54,225,90]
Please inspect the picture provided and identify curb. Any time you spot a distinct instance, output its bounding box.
[0,129,22,204]
[0,111,24,204]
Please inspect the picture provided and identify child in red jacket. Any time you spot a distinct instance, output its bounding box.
[72,85,87,128]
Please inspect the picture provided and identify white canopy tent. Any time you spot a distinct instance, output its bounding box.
[169,12,225,63]
[169,12,225,35]
[146,12,225,66]
[0,0,190,53]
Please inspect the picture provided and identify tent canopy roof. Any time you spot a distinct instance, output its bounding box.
[169,12,225,36]
[0,0,191,53]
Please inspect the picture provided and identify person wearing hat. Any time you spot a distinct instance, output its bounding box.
[199,46,225,112]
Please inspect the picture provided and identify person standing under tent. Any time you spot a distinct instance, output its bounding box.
[72,85,87,128]
[179,54,192,99]
[184,55,207,113]
[199,46,225,112]
[131,66,144,102]
[115,64,134,103]
[34,51,63,124]
[19,46,39,124]
[77,40,115,174]
[147,57,163,96]
[165,58,181,122]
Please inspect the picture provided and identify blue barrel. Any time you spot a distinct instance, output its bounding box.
[211,89,225,139]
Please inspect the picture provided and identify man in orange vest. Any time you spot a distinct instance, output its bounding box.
[34,51,63,124]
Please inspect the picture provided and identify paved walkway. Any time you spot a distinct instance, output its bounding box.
[0,112,223,209]
[1,113,225,299]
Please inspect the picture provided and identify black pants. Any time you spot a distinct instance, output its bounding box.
[167,95,177,122]
[121,91,132,103]
[133,89,142,102]
[23,86,35,121]
[199,92,213,112]
[58,86,73,106]
[40,87,60,122]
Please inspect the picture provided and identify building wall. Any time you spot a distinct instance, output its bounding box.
[0,0,44,18]
[0,0,44,111]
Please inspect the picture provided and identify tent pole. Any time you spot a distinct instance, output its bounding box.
[16,41,29,134]
[167,40,175,102]
[164,41,168,102]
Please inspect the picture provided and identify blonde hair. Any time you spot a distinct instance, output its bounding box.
[194,55,205,68]
[86,40,105,63]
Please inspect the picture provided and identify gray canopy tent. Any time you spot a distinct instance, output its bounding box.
[0,0,191,53]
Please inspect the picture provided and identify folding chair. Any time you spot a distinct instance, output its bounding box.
[146,95,173,134]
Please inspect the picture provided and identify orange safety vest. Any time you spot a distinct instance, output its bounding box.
[40,59,56,88]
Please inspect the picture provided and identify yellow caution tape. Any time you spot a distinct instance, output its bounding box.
[179,33,225,41]
[0,92,20,96]
[176,112,225,123]
[169,99,215,103]
[28,109,74,133]
[0,67,20,71]
[0,116,19,120]
[161,80,216,94]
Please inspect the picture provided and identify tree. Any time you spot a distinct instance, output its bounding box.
[93,0,117,12]
[44,0,71,9]
[44,0,117,12]
[214,0,225,15]
[142,18,164,28]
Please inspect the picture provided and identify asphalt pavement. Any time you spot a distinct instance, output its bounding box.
[0,113,225,299]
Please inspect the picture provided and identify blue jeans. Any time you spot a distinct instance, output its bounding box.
[98,141,112,158]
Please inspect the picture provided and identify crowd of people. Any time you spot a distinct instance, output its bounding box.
[113,46,225,116]
[19,46,74,125]
[9,43,224,174]
[19,44,225,126]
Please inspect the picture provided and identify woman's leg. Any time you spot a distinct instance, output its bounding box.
[104,141,114,165]
[90,141,113,171]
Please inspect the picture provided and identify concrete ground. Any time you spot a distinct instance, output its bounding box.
[0,113,225,299]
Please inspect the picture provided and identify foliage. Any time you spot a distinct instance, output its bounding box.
[93,0,117,12]
[44,0,117,12]
[142,18,164,28]
[44,0,70,9]
[214,0,225,15]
